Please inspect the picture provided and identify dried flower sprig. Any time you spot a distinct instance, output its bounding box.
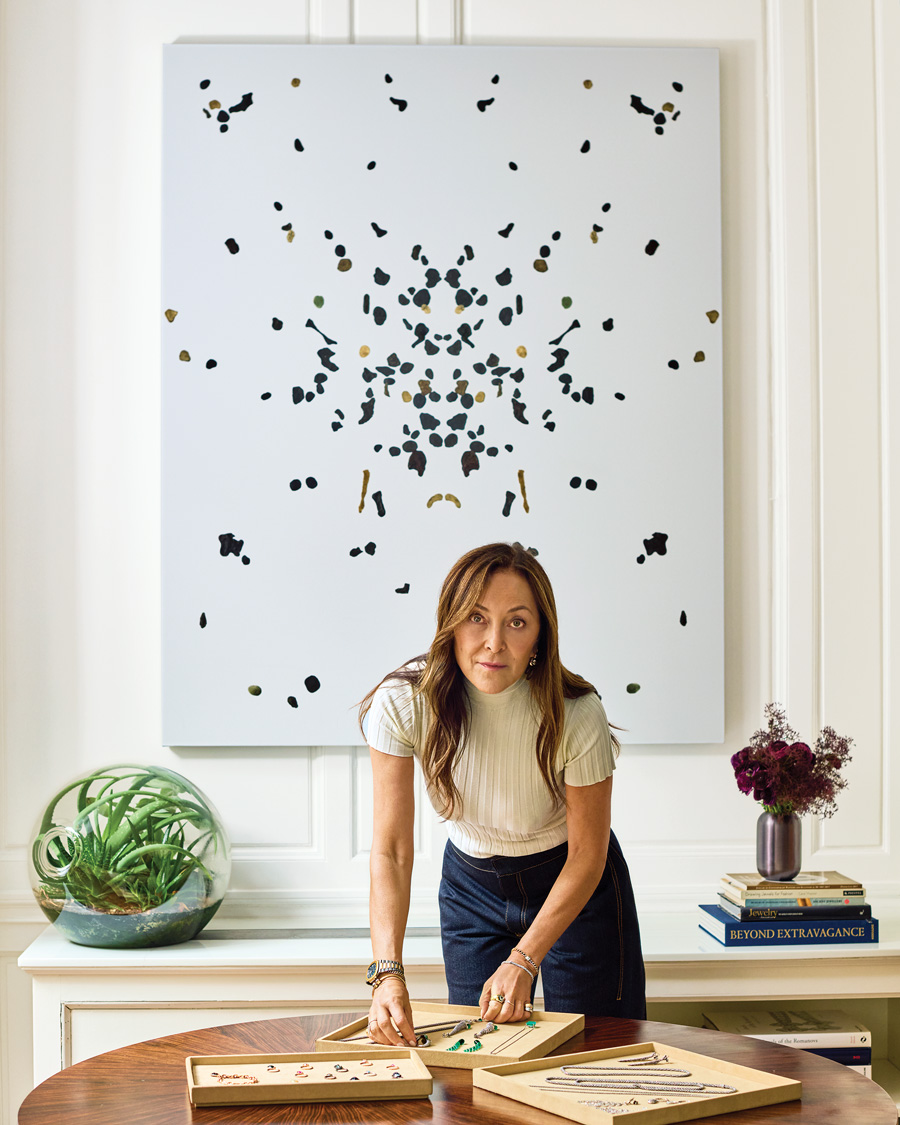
[730,703,853,817]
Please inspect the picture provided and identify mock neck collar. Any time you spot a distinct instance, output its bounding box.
[463,673,531,707]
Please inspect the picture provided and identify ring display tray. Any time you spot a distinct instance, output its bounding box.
[472,1041,801,1123]
[317,1001,584,1070]
[186,1048,432,1106]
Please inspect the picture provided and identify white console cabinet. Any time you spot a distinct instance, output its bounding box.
[19,904,900,1108]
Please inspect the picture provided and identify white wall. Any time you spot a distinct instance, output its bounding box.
[1,0,898,1119]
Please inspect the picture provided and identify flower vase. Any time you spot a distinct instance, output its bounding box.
[756,811,801,881]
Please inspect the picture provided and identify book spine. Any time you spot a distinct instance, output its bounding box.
[700,918,879,946]
[721,875,863,892]
[717,896,872,921]
[720,885,865,901]
[804,1046,872,1065]
[721,892,866,907]
[749,1032,871,1048]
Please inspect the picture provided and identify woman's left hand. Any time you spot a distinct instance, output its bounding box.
[478,962,533,1023]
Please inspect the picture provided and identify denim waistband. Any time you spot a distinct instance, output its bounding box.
[445,836,569,877]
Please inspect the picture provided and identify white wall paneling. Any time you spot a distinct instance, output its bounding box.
[3,1,900,1120]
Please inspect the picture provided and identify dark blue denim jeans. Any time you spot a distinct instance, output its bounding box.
[439,831,646,1018]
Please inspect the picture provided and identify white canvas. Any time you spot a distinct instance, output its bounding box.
[161,45,723,746]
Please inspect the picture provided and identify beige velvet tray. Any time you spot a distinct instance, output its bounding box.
[472,1041,801,1123]
[317,1001,585,1070]
[186,1048,432,1106]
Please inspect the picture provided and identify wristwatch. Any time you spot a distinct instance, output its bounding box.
[366,958,405,986]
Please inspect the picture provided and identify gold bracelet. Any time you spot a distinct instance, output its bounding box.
[512,946,539,971]
[370,971,406,991]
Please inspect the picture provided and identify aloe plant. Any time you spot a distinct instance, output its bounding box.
[32,766,224,915]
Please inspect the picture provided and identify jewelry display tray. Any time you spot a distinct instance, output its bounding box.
[185,1048,432,1106]
[472,1041,802,1124]
[317,1001,584,1070]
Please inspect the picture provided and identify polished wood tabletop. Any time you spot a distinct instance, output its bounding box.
[18,1010,897,1124]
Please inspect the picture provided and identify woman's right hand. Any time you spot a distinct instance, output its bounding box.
[366,975,417,1047]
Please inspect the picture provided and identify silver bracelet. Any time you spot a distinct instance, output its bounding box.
[512,946,539,971]
[501,958,536,982]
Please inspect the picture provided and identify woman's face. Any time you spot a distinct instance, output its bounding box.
[453,569,541,695]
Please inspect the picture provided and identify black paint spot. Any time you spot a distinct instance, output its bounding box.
[241,555,250,565]
[367,160,376,170]
[499,307,513,326]
[290,479,302,491]
[408,449,426,475]
[680,611,688,626]
[288,696,298,708]
[668,359,679,369]
[335,243,346,257]
[225,238,239,254]
[549,320,581,345]
[509,162,518,170]
[673,81,683,92]
[350,547,362,556]
[272,317,283,330]
[570,477,582,488]
[294,138,304,152]
[374,267,390,285]
[512,400,529,424]
[602,202,611,212]
[586,479,597,490]
[274,201,283,211]
[304,675,321,693]
[200,79,210,89]
[199,613,207,628]
[396,583,409,594]
[364,542,376,556]
[580,139,591,153]
[630,95,655,116]
[261,392,271,400]
[552,231,561,241]
[495,267,512,286]
[306,319,337,346]
[645,240,659,255]
[229,93,253,114]
[614,392,625,400]
[637,555,645,564]
[359,400,375,424]
[384,74,393,83]
[477,98,495,112]
[502,491,515,517]
[516,295,523,315]
[603,318,614,331]
[219,533,243,557]
[305,477,318,488]
[206,359,217,369]
[492,74,499,84]
[582,387,594,405]
[461,450,479,476]
[292,386,305,404]
[373,307,387,325]
[217,110,230,123]
[372,491,385,517]
[390,97,407,111]
[643,532,669,556]
[372,222,387,237]
[498,223,514,237]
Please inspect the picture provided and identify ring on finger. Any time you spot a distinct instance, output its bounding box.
[491,994,505,1003]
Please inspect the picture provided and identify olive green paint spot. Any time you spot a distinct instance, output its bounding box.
[693,350,705,362]
[179,350,191,362]
[706,309,719,323]
[533,259,548,273]
[248,685,262,696]
[164,309,178,323]
[561,296,572,309]
[314,295,324,308]
[626,683,641,694]
[291,78,301,87]
[337,258,352,272]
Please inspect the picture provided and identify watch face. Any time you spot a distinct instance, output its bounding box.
[366,961,378,983]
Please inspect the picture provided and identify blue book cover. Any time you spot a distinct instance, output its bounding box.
[805,1046,872,1066]
[716,894,873,922]
[699,904,879,946]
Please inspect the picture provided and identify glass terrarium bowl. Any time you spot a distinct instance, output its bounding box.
[29,764,231,949]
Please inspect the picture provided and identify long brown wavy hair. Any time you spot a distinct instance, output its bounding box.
[359,542,617,818]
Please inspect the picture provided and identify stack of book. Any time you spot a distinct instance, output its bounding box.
[702,1008,872,1077]
[698,870,878,946]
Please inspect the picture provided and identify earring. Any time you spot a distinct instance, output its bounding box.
[529,654,537,667]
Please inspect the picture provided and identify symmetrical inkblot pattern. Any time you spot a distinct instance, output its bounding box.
[162,45,724,745]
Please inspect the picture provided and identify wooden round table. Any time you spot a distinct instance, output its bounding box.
[18,1010,897,1124]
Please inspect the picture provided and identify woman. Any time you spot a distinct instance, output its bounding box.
[360,542,645,1047]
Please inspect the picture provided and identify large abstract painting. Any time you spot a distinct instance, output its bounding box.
[162,45,723,746]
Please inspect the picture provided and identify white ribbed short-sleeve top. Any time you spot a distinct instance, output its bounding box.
[367,669,616,858]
